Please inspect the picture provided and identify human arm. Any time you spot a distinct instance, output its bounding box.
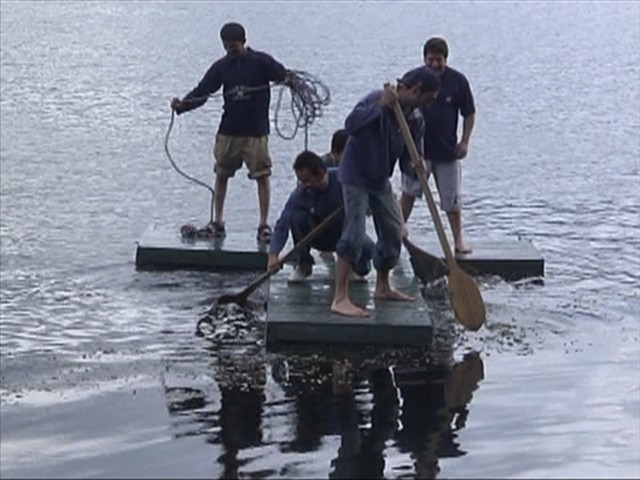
[456,113,475,159]
[344,91,385,135]
[456,76,476,159]
[399,108,429,177]
[170,62,223,114]
[267,190,303,268]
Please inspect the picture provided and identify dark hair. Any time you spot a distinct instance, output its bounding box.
[220,22,246,42]
[330,129,348,154]
[423,36,449,59]
[293,150,326,176]
[399,66,441,93]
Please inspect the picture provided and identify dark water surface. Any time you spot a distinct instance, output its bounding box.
[1,1,639,478]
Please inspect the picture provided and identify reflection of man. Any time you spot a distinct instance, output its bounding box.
[215,360,267,478]
[394,351,484,477]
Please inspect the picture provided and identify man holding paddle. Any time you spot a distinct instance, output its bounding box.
[331,66,441,318]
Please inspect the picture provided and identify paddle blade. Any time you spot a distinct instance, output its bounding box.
[447,266,486,331]
[402,237,449,284]
[216,292,245,307]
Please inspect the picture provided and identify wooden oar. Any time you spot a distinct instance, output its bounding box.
[388,86,486,331]
[216,206,344,307]
[402,236,448,284]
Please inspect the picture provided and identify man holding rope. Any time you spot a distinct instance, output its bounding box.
[331,66,441,318]
[171,22,293,244]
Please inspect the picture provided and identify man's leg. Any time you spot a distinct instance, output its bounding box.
[434,161,471,254]
[212,134,242,229]
[399,192,416,222]
[290,211,316,276]
[399,172,424,236]
[370,182,414,302]
[214,174,229,224]
[332,185,370,317]
[245,136,273,232]
[447,209,470,253]
[256,175,270,228]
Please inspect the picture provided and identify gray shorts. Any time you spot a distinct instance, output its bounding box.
[401,160,462,212]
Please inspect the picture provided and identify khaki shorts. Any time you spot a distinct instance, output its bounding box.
[213,134,272,179]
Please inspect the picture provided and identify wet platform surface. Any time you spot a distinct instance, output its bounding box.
[265,255,434,348]
[135,223,267,271]
[135,225,543,279]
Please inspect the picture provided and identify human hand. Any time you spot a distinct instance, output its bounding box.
[380,85,398,108]
[455,142,469,159]
[170,97,182,111]
[267,254,282,273]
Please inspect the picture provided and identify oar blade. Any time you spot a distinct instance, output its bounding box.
[403,237,449,284]
[216,292,246,307]
[447,266,486,331]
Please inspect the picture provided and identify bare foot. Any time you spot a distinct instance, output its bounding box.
[331,298,371,317]
[455,242,473,254]
[374,288,415,302]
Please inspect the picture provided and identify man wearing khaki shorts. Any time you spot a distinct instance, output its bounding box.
[171,22,291,243]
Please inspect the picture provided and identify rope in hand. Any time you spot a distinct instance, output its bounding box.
[164,69,331,227]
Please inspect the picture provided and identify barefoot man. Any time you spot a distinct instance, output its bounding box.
[331,67,441,317]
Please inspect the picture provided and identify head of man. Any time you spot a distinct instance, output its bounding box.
[423,36,449,75]
[330,129,348,165]
[220,22,247,57]
[397,66,441,108]
[293,150,329,191]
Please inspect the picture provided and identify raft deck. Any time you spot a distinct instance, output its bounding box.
[134,224,544,279]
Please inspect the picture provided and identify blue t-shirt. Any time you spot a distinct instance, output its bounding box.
[421,66,475,163]
[176,48,287,137]
[269,168,344,255]
[339,90,425,191]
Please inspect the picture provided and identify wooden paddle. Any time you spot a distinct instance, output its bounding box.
[216,206,344,307]
[387,85,486,331]
[402,236,448,284]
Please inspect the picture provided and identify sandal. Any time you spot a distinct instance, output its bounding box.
[256,224,272,244]
[205,221,226,239]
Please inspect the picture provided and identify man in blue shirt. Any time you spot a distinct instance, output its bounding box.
[400,37,476,254]
[321,128,349,168]
[267,151,374,283]
[332,67,441,318]
[171,22,291,244]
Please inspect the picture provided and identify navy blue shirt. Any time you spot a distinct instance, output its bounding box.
[421,66,475,163]
[176,48,287,137]
[269,168,344,255]
[339,90,425,191]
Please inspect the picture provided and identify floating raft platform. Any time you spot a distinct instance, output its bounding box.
[135,224,544,346]
[135,224,268,271]
[135,224,544,279]
[265,259,435,348]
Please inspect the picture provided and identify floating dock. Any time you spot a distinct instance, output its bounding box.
[265,259,434,347]
[135,224,544,346]
[135,224,544,279]
[135,224,267,271]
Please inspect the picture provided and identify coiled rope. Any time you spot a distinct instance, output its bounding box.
[164,70,331,225]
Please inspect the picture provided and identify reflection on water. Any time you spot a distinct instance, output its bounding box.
[161,332,484,478]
